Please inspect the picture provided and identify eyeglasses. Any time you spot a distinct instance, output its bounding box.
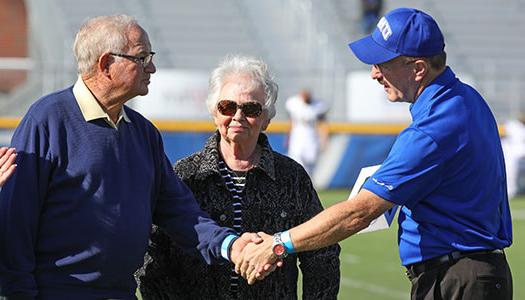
[109,52,155,67]
[217,100,263,118]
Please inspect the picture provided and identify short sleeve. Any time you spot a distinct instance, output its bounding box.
[363,127,444,207]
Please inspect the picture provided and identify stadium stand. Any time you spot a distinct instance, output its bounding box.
[3,0,524,121]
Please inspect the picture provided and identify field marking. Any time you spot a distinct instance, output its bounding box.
[341,254,407,298]
[340,277,408,299]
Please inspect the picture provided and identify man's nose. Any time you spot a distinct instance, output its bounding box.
[145,60,156,74]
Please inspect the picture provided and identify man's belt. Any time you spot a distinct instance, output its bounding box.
[405,249,504,279]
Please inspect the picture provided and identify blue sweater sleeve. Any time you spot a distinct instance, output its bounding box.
[152,136,236,265]
[0,114,51,298]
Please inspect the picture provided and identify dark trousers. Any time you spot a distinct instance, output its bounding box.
[406,252,512,300]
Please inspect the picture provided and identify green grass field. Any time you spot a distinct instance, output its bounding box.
[315,190,525,300]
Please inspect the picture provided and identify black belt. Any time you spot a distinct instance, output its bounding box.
[406,249,504,280]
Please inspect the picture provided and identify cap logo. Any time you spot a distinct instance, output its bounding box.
[377,17,392,41]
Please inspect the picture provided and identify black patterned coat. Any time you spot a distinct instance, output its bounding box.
[137,132,340,300]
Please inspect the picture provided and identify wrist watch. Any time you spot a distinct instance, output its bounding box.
[272,232,288,259]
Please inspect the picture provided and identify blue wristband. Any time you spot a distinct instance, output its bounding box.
[281,230,295,254]
[221,234,239,261]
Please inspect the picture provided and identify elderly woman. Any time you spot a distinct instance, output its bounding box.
[137,55,340,299]
[0,147,16,187]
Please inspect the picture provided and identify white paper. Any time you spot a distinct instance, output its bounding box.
[348,165,398,234]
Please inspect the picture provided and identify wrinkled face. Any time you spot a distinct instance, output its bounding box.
[214,74,269,145]
[110,25,156,100]
[370,57,418,103]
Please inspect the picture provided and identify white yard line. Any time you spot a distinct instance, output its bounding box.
[340,277,408,299]
[340,253,407,299]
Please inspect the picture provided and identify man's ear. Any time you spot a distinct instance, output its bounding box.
[98,53,113,76]
[414,60,428,82]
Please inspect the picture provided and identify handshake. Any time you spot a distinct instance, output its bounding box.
[230,232,286,285]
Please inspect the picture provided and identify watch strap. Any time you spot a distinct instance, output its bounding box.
[281,230,296,254]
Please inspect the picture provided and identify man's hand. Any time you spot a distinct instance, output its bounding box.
[235,232,280,284]
[230,232,263,265]
[0,147,16,187]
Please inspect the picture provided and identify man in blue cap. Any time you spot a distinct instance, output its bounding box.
[235,7,513,299]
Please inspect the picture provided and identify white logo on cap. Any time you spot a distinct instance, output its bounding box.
[377,17,392,41]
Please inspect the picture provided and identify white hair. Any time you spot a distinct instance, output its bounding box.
[206,55,279,120]
[73,15,138,75]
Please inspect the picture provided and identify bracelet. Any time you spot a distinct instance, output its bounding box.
[281,230,296,254]
[221,234,239,261]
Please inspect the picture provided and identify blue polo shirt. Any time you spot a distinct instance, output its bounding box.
[363,67,512,266]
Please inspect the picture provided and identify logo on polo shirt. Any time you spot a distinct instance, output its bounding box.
[377,17,392,41]
[372,177,394,190]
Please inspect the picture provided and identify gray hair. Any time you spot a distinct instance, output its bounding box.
[404,51,447,71]
[206,55,279,120]
[73,15,138,75]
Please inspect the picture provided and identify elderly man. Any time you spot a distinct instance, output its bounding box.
[0,15,255,300]
[238,8,513,300]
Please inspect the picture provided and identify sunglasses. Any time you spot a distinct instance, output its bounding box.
[217,100,263,118]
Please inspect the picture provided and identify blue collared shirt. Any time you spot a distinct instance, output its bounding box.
[363,67,512,265]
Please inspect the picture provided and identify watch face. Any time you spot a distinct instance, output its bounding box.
[273,244,286,256]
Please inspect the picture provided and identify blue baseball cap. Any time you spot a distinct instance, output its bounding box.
[349,8,445,65]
